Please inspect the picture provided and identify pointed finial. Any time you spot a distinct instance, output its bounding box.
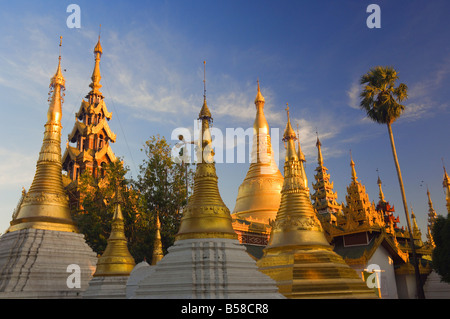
[255,78,265,104]
[59,36,62,59]
[350,150,357,182]
[203,60,206,101]
[316,130,323,166]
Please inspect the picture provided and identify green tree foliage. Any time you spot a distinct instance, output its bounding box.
[432,215,450,283]
[71,135,194,263]
[134,135,194,255]
[72,159,150,262]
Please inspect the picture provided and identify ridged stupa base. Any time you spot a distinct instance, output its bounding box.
[257,247,378,299]
[0,228,97,299]
[83,275,129,299]
[131,238,285,299]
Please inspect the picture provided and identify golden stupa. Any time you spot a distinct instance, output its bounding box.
[232,80,284,224]
[256,105,377,299]
[151,212,164,265]
[8,37,78,233]
[175,71,237,241]
[93,189,135,277]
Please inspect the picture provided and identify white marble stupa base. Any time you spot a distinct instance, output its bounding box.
[131,238,285,299]
[83,275,130,299]
[0,228,97,299]
[424,270,450,299]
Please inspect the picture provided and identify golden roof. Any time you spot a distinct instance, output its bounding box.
[8,38,77,233]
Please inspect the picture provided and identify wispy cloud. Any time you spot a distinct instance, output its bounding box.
[347,82,360,110]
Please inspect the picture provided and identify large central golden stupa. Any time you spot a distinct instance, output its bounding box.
[232,80,284,224]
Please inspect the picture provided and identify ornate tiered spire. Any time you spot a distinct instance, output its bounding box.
[93,189,135,276]
[443,165,450,214]
[87,32,104,102]
[311,134,342,218]
[232,80,283,224]
[257,106,378,299]
[62,37,117,184]
[377,175,385,202]
[426,188,437,246]
[340,155,384,232]
[176,64,237,240]
[151,212,164,265]
[8,37,77,233]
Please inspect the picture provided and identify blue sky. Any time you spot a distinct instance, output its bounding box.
[0,0,449,239]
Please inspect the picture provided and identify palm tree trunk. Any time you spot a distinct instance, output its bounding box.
[387,123,425,299]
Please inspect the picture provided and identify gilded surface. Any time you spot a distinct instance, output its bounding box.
[175,96,237,240]
[257,107,377,299]
[232,81,283,224]
[7,46,78,233]
[94,196,135,276]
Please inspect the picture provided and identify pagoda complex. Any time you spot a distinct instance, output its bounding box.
[131,74,283,299]
[256,105,377,299]
[231,81,283,254]
[62,36,117,209]
[0,39,97,298]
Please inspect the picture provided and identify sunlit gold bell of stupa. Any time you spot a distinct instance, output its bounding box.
[256,105,377,298]
[7,38,77,233]
[232,80,283,224]
[93,190,135,277]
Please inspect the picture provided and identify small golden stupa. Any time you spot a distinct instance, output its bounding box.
[92,189,135,277]
[151,212,164,265]
[232,80,284,224]
[256,105,378,299]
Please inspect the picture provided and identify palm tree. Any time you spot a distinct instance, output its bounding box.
[359,66,425,299]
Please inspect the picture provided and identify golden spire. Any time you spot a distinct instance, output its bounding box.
[410,208,421,238]
[151,211,164,265]
[316,132,324,166]
[176,64,237,240]
[87,28,104,101]
[254,78,265,104]
[350,150,358,182]
[296,123,308,190]
[377,175,385,202]
[443,165,450,214]
[198,61,211,120]
[8,37,77,233]
[283,103,298,161]
[93,189,135,276]
[232,80,283,223]
[426,188,437,246]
